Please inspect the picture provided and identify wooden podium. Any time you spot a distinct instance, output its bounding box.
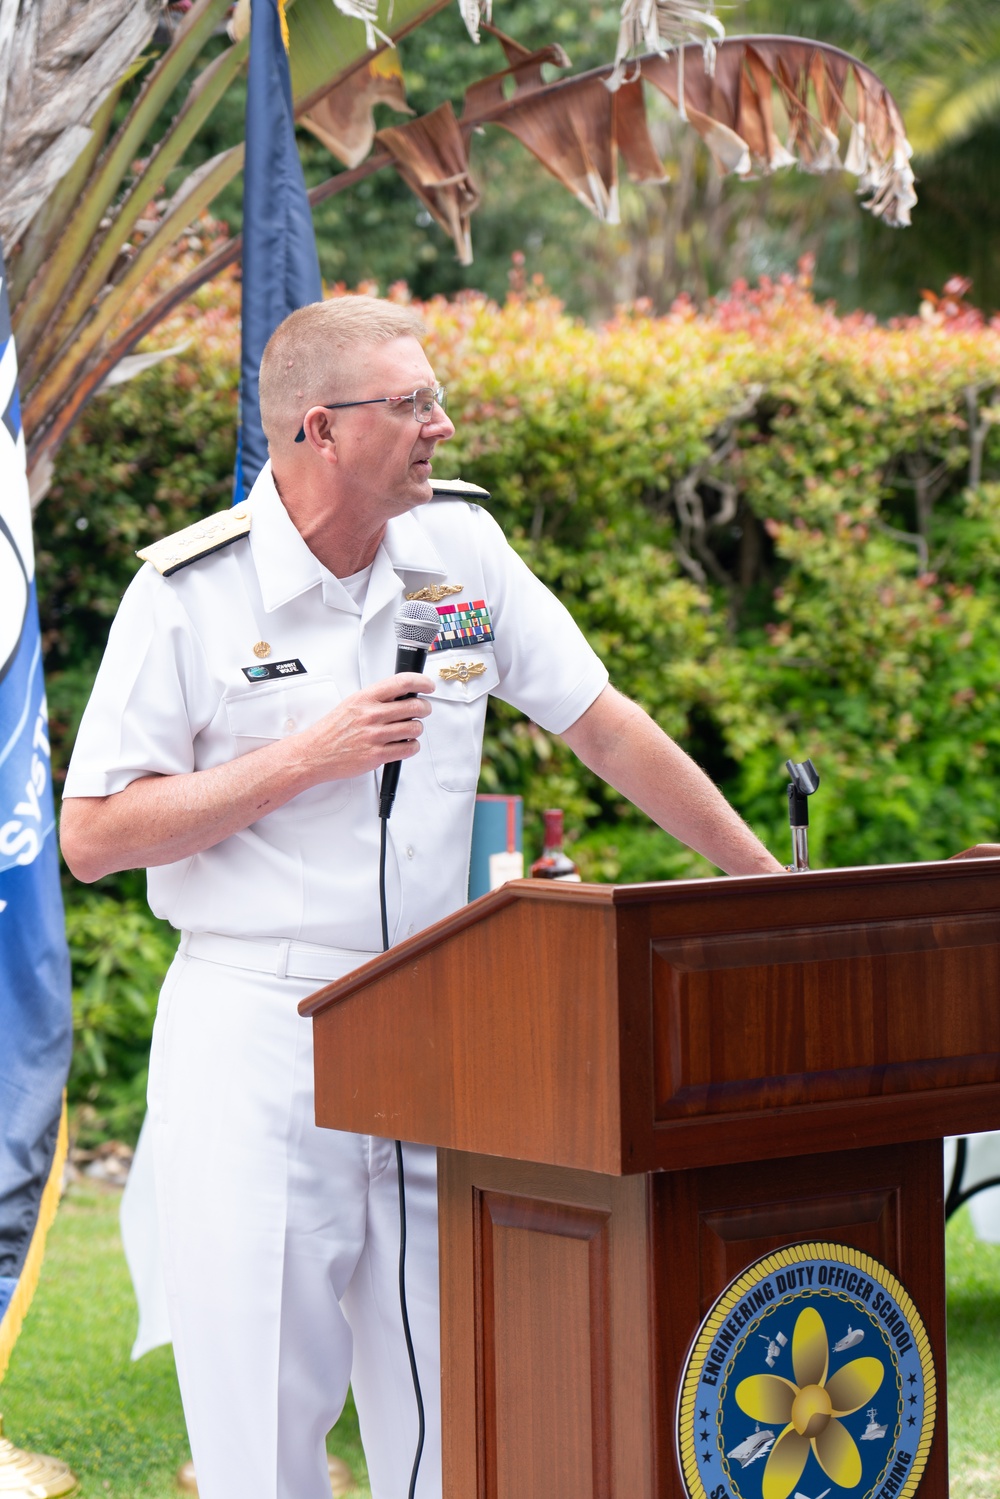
[300,859,1000,1498]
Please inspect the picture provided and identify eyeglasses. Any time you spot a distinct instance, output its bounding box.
[294,384,447,443]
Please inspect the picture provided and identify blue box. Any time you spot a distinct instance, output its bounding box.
[469,795,523,900]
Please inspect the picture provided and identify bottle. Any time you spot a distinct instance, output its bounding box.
[530,809,582,881]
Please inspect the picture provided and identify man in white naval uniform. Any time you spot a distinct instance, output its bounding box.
[60,296,782,1499]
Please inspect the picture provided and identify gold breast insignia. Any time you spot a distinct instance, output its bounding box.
[253,641,271,659]
[405,583,463,604]
[439,660,487,683]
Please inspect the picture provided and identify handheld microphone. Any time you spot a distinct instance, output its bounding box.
[379,600,440,820]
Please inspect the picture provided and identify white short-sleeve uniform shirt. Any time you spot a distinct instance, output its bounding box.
[64,466,608,949]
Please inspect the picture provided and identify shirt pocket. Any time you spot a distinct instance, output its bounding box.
[424,651,499,792]
[223,676,351,811]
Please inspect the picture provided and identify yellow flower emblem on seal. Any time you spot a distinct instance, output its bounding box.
[736,1306,884,1499]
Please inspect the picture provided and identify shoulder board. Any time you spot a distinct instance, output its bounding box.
[136,506,251,577]
[429,477,491,501]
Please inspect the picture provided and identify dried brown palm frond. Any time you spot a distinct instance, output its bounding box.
[377,102,480,264]
[0,0,161,246]
[638,36,917,226]
[459,28,665,224]
[300,30,916,267]
[454,34,916,237]
[456,0,727,70]
[455,0,491,47]
[372,29,915,262]
[301,50,412,170]
[610,0,724,88]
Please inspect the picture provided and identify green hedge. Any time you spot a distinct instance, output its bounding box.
[66,892,178,1149]
[39,272,1000,1134]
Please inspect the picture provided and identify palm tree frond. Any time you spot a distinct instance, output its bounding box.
[844,0,1000,157]
[377,102,480,263]
[12,0,233,359]
[24,144,243,437]
[455,0,491,46]
[301,49,412,169]
[9,55,148,305]
[639,37,917,225]
[611,0,726,88]
[287,0,449,113]
[455,35,917,233]
[0,0,160,244]
[20,32,248,392]
[900,16,1000,154]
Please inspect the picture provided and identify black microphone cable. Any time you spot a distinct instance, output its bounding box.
[376,598,439,1499]
[378,825,426,1499]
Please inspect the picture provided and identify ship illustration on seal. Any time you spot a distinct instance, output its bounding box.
[726,1425,775,1467]
[861,1407,888,1440]
[832,1324,865,1352]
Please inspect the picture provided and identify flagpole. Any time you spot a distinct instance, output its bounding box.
[233,0,322,501]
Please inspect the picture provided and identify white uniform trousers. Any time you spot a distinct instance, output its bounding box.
[147,939,441,1499]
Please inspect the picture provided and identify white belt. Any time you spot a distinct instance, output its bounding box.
[179,930,379,981]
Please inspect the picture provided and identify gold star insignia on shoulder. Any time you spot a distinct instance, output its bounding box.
[439,660,487,683]
[406,582,463,604]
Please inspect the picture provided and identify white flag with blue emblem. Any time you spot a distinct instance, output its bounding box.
[0,242,72,1381]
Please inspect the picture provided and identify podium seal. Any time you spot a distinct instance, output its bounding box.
[676,1242,935,1499]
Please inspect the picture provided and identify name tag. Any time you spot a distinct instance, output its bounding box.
[241,659,307,682]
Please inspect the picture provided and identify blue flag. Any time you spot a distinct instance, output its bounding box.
[0,244,72,1380]
[234,0,323,502]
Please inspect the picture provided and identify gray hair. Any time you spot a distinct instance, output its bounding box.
[259,295,427,450]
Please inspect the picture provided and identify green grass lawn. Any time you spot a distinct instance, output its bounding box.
[945,1206,1000,1498]
[2,1185,999,1497]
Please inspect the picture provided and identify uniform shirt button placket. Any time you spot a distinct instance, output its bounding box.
[404,847,416,937]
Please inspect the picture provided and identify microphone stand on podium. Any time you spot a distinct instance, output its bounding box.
[786,755,820,870]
